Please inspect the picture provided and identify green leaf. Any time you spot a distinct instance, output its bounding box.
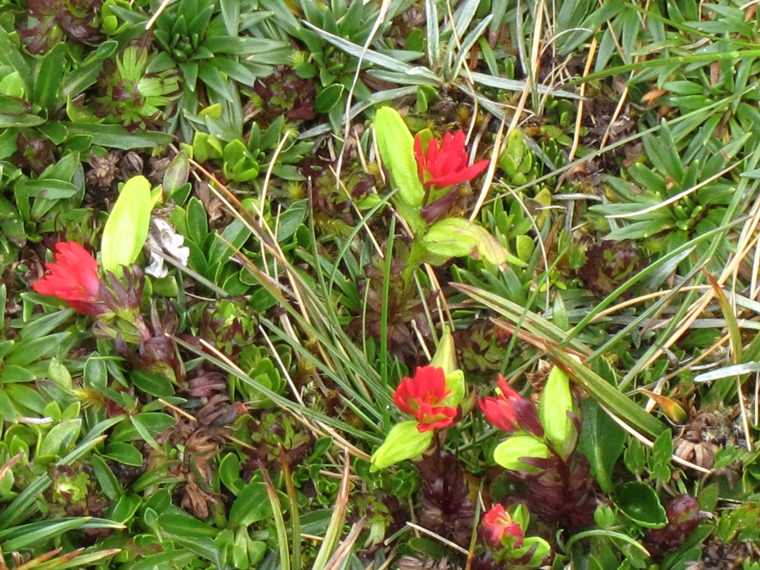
[613,481,667,528]
[60,122,173,149]
[0,94,31,115]
[315,83,345,113]
[1,518,124,551]
[101,175,152,273]
[130,370,175,397]
[91,455,123,501]
[493,434,551,473]
[110,494,142,524]
[577,398,626,492]
[103,442,143,466]
[228,480,272,527]
[651,429,673,483]
[34,42,66,110]
[0,113,45,128]
[623,438,646,476]
[37,419,82,458]
[373,107,424,231]
[163,151,190,194]
[421,217,513,266]
[159,511,219,538]
[371,421,434,471]
[186,197,209,245]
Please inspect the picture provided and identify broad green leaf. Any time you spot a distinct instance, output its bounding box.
[651,429,673,483]
[623,438,646,476]
[37,419,82,458]
[228,480,272,527]
[0,94,31,115]
[101,175,152,273]
[130,370,175,397]
[577,398,626,492]
[159,511,219,538]
[373,107,424,231]
[110,494,142,523]
[371,421,434,471]
[34,42,66,110]
[315,83,345,113]
[103,442,143,466]
[613,481,667,528]
[91,455,123,500]
[163,151,190,194]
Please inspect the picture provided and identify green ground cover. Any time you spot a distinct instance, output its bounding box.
[1,0,760,568]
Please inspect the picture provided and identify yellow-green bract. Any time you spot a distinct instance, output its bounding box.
[420,217,513,267]
[370,420,434,471]
[373,107,425,232]
[493,434,551,473]
[101,175,152,274]
[539,366,577,460]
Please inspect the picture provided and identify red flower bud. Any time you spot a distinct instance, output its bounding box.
[479,376,544,436]
[33,241,107,314]
[393,366,457,432]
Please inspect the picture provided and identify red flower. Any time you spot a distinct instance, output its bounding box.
[414,131,489,188]
[33,241,106,314]
[479,375,543,436]
[482,504,524,548]
[393,366,457,432]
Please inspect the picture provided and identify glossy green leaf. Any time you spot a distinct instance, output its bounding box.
[315,83,345,113]
[163,151,190,194]
[159,511,219,538]
[37,419,82,458]
[103,442,143,466]
[228,480,272,527]
[91,454,123,500]
[34,42,66,110]
[130,370,175,397]
[613,481,667,528]
[0,94,31,115]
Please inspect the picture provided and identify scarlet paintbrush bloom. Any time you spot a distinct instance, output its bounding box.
[414,131,489,188]
[393,366,457,432]
[479,375,544,436]
[482,504,524,548]
[33,241,106,314]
